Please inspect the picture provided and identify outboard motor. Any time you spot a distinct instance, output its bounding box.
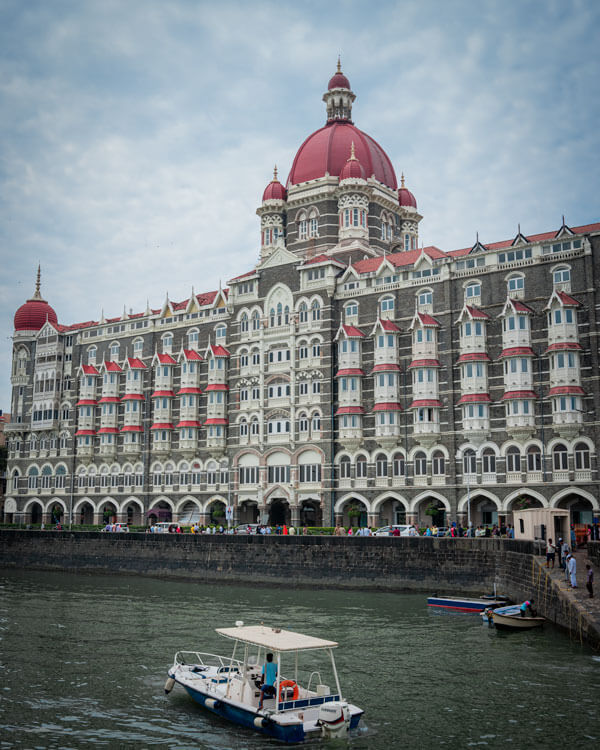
[317,701,350,738]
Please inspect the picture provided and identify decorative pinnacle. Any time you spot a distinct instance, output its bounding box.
[401,173,405,188]
[337,56,342,73]
[273,165,278,181]
[31,264,42,300]
[349,141,356,160]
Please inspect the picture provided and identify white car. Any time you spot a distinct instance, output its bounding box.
[373,525,413,537]
[234,523,260,535]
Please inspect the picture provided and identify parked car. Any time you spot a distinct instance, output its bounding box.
[153,522,174,533]
[113,523,129,532]
[234,523,260,535]
[373,524,412,537]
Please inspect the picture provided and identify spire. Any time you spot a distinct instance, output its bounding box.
[29,264,44,301]
[401,173,405,188]
[337,56,342,73]
[349,141,356,160]
[273,165,278,181]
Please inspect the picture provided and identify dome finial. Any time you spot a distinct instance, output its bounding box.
[350,141,356,160]
[32,264,42,300]
[401,173,405,188]
[337,56,342,73]
[273,164,278,181]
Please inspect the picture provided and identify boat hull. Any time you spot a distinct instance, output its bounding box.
[492,613,545,630]
[427,596,506,612]
[181,681,305,743]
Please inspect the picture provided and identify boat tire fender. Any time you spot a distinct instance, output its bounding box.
[205,698,220,710]
[164,677,175,694]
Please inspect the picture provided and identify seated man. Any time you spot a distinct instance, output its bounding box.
[258,652,277,710]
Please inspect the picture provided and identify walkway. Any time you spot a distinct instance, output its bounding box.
[541,546,599,647]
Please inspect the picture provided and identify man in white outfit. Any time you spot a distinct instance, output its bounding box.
[568,554,577,588]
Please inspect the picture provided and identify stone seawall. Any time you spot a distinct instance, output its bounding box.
[1,531,598,649]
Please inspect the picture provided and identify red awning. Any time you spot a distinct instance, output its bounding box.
[372,402,402,411]
[457,393,491,405]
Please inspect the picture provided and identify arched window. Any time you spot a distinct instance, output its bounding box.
[311,412,321,432]
[552,444,568,471]
[298,212,308,240]
[380,297,394,314]
[28,466,39,489]
[345,302,358,320]
[269,308,276,327]
[432,451,445,475]
[506,446,521,473]
[55,465,67,488]
[356,455,368,478]
[465,282,481,299]
[299,302,308,324]
[162,334,173,352]
[311,300,321,322]
[574,442,590,470]
[507,275,524,294]
[418,290,433,307]
[250,418,259,436]
[239,419,248,437]
[87,346,97,364]
[308,208,319,238]
[251,311,260,331]
[482,449,496,474]
[392,453,405,477]
[215,324,226,340]
[110,341,120,360]
[376,454,388,477]
[553,267,570,285]
[240,314,249,333]
[527,446,541,472]
[340,456,351,479]
[298,413,309,433]
[187,329,199,348]
[133,338,144,354]
[414,452,427,475]
[463,449,476,474]
[41,465,52,488]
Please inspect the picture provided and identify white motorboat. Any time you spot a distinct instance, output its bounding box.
[165,623,364,743]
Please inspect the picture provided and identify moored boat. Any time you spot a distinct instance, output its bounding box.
[165,623,363,743]
[427,595,507,612]
[492,610,545,630]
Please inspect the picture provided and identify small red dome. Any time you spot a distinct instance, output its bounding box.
[328,71,350,90]
[398,175,417,208]
[14,299,58,332]
[340,144,366,181]
[262,166,287,201]
[287,121,397,190]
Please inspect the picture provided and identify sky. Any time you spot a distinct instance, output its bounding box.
[1,0,599,411]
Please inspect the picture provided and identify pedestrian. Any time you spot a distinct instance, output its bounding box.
[556,537,563,568]
[561,540,570,570]
[570,525,576,552]
[545,538,556,569]
[586,564,594,598]
[568,553,577,588]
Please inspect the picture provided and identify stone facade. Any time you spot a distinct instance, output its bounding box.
[4,66,600,530]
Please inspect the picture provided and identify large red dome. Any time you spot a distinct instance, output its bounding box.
[287,121,397,190]
[14,298,58,332]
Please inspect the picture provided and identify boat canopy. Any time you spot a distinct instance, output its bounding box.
[215,625,338,652]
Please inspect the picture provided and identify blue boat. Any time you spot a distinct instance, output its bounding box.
[165,623,363,743]
[427,595,508,612]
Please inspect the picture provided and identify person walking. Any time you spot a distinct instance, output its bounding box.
[545,538,556,569]
[561,540,570,571]
[586,564,594,598]
[568,553,577,588]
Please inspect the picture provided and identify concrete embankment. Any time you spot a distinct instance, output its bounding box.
[1,531,598,649]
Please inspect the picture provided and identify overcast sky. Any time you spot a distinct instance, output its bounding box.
[1,0,599,411]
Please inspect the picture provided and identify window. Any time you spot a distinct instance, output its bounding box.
[110,342,120,359]
[312,380,321,395]
[298,302,308,323]
[498,248,532,263]
[380,297,394,313]
[299,464,321,483]
[298,217,308,240]
[552,444,568,471]
[507,276,524,293]
[267,465,290,483]
[345,303,358,319]
[432,452,445,475]
[527,446,541,472]
[340,456,351,479]
[311,413,321,432]
[239,419,248,437]
[463,449,476,474]
[311,301,321,322]
[414,452,427,475]
[506,447,521,473]
[240,314,249,333]
[466,283,481,299]
[239,466,259,484]
[87,346,97,364]
[574,443,590,470]
[162,334,173,352]
[252,311,260,331]
[553,267,570,284]
[240,353,249,368]
[482,450,496,474]
[376,454,388,477]
[542,239,581,255]
[393,453,405,477]
[215,325,226,340]
[356,456,367,478]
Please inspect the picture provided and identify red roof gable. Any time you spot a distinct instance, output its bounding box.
[210,345,230,357]
[127,357,146,369]
[104,361,122,372]
[416,312,441,327]
[502,390,537,400]
[457,393,491,404]
[409,399,442,408]
[335,368,365,377]
[371,363,402,372]
[556,291,581,307]
[81,365,99,375]
[465,305,490,320]
[183,349,203,361]
[334,406,365,415]
[372,402,402,411]
[351,246,446,275]
[498,347,535,358]
[548,385,585,396]
[457,352,490,363]
[156,353,176,365]
[408,358,440,369]
[341,324,365,338]
[544,342,582,353]
[378,318,400,332]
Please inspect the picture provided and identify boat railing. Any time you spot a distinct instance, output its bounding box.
[174,650,242,670]
[278,693,341,713]
[306,671,323,693]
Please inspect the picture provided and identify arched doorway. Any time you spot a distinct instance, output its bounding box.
[239,500,259,524]
[77,501,94,525]
[300,500,321,527]
[147,501,172,525]
[124,501,143,526]
[101,502,118,525]
[28,501,43,525]
[344,498,368,528]
[269,499,290,526]
[208,499,226,526]
[420,498,446,528]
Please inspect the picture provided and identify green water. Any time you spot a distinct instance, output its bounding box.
[0,569,598,748]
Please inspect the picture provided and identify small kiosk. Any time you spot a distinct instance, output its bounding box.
[513,508,569,542]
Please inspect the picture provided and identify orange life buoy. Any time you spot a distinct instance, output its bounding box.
[278,680,299,701]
